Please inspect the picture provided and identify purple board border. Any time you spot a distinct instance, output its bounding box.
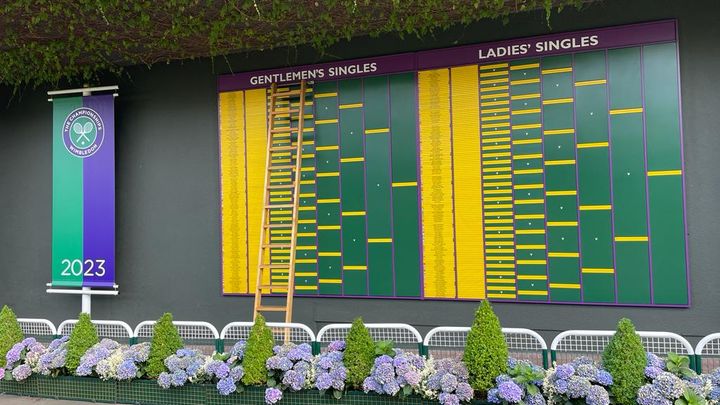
[218,19,690,307]
[218,20,676,92]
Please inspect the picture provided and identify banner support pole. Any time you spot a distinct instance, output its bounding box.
[81,86,92,315]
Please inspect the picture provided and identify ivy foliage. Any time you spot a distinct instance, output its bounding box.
[241,314,275,385]
[0,0,587,87]
[345,317,376,389]
[66,312,99,373]
[602,318,646,405]
[146,312,184,378]
[463,300,508,393]
[0,305,24,368]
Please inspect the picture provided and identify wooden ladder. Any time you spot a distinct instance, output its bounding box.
[253,80,308,324]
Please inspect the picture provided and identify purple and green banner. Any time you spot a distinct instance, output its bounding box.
[52,94,115,288]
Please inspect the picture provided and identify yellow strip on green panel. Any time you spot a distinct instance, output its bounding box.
[418,68,457,299]
[220,91,248,294]
[451,65,485,299]
[245,88,270,293]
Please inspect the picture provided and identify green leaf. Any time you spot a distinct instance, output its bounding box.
[333,389,343,399]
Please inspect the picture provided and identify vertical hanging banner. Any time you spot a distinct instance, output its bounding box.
[52,94,115,287]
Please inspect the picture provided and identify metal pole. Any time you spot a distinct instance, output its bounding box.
[81,86,92,316]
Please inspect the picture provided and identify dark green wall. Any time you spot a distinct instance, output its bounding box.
[1,0,717,342]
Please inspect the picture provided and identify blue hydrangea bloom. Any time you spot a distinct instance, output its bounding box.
[497,380,523,403]
[216,377,237,396]
[265,387,283,404]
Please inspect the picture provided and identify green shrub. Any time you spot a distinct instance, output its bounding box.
[0,305,24,367]
[463,300,508,393]
[241,314,275,385]
[344,317,375,389]
[66,312,99,373]
[602,318,646,405]
[147,313,184,378]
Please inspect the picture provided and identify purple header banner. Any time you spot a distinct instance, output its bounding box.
[218,20,676,92]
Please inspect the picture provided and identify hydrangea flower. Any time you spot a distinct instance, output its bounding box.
[265,387,283,404]
[543,359,611,405]
[420,357,473,403]
[363,351,426,397]
[497,381,523,402]
[266,342,313,396]
[36,337,69,376]
[158,349,209,389]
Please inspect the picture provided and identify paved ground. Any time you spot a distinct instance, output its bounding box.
[0,395,93,404]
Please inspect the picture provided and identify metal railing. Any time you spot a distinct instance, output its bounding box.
[16,315,720,373]
[57,319,134,344]
[423,326,549,368]
[317,323,424,353]
[551,330,695,369]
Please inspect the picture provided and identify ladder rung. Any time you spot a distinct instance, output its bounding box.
[263,244,292,248]
[270,109,300,115]
[270,128,299,134]
[268,184,295,189]
[257,305,288,312]
[265,204,294,209]
[270,146,296,152]
[260,264,291,269]
[272,90,302,98]
[268,165,295,170]
[258,284,289,289]
[264,223,294,229]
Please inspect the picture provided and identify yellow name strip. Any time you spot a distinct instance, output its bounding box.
[544,128,574,136]
[318,252,341,257]
[648,170,682,176]
[542,67,573,74]
[319,279,342,284]
[317,172,339,177]
[575,79,607,87]
[342,211,366,216]
[518,290,548,296]
[546,190,577,196]
[318,225,341,230]
[511,93,540,100]
[317,198,340,204]
[610,107,644,115]
[543,98,574,105]
[511,78,540,85]
[314,92,337,98]
[480,63,509,70]
[545,159,576,166]
[615,236,649,242]
[316,145,339,151]
[365,128,390,134]
[548,252,580,258]
[582,268,615,274]
[393,181,418,187]
[316,119,339,124]
[368,238,392,243]
[343,265,367,270]
[518,275,547,280]
[517,244,546,249]
[512,108,541,116]
[577,141,609,149]
[579,205,611,211]
[339,103,363,109]
[514,168,543,175]
[549,283,581,289]
[512,123,542,130]
[517,259,547,265]
[341,157,364,163]
[511,63,540,70]
[547,221,578,227]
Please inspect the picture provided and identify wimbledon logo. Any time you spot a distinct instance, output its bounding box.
[62,107,105,158]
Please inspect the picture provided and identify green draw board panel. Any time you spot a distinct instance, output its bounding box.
[218,20,690,306]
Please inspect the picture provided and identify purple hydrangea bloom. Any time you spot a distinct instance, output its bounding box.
[439,392,460,405]
[647,353,666,370]
[645,366,664,380]
[158,372,172,389]
[171,370,188,387]
[596,370,613,386]
[229,366,244,383]
[576,364,598,380]
[554,364,575,380]
[383,380,401,396]
[637,384,672,405]
[487,388,501,404]
[117,360,138,380]
[265,387,283,404]
[207,360,230,379]
[527,393,546,405]
[554,378,569,394]
[231,340,246,358]
[363,377,382,394]
[496,374,512,385]
[328,340,346,352]
[653,372,684,399]
[709,387,720,401]
[6,344,23,364]
[441,373,459,393]
[456,382,474,401]
[567,376,592,398]
[316,373,333,390]
[282,369,305,391]
[497,380,523,403]
[216,377,237,396]
[586,385,610,405]
[12,364,32,381]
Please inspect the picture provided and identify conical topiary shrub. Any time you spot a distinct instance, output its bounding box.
[344,317,375,389]
[602,318,646,405]
[463,300,508,393]
[66,312,99,373]
[0,305,24,367]
[241,314,275,385]
[147,313,184,378]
